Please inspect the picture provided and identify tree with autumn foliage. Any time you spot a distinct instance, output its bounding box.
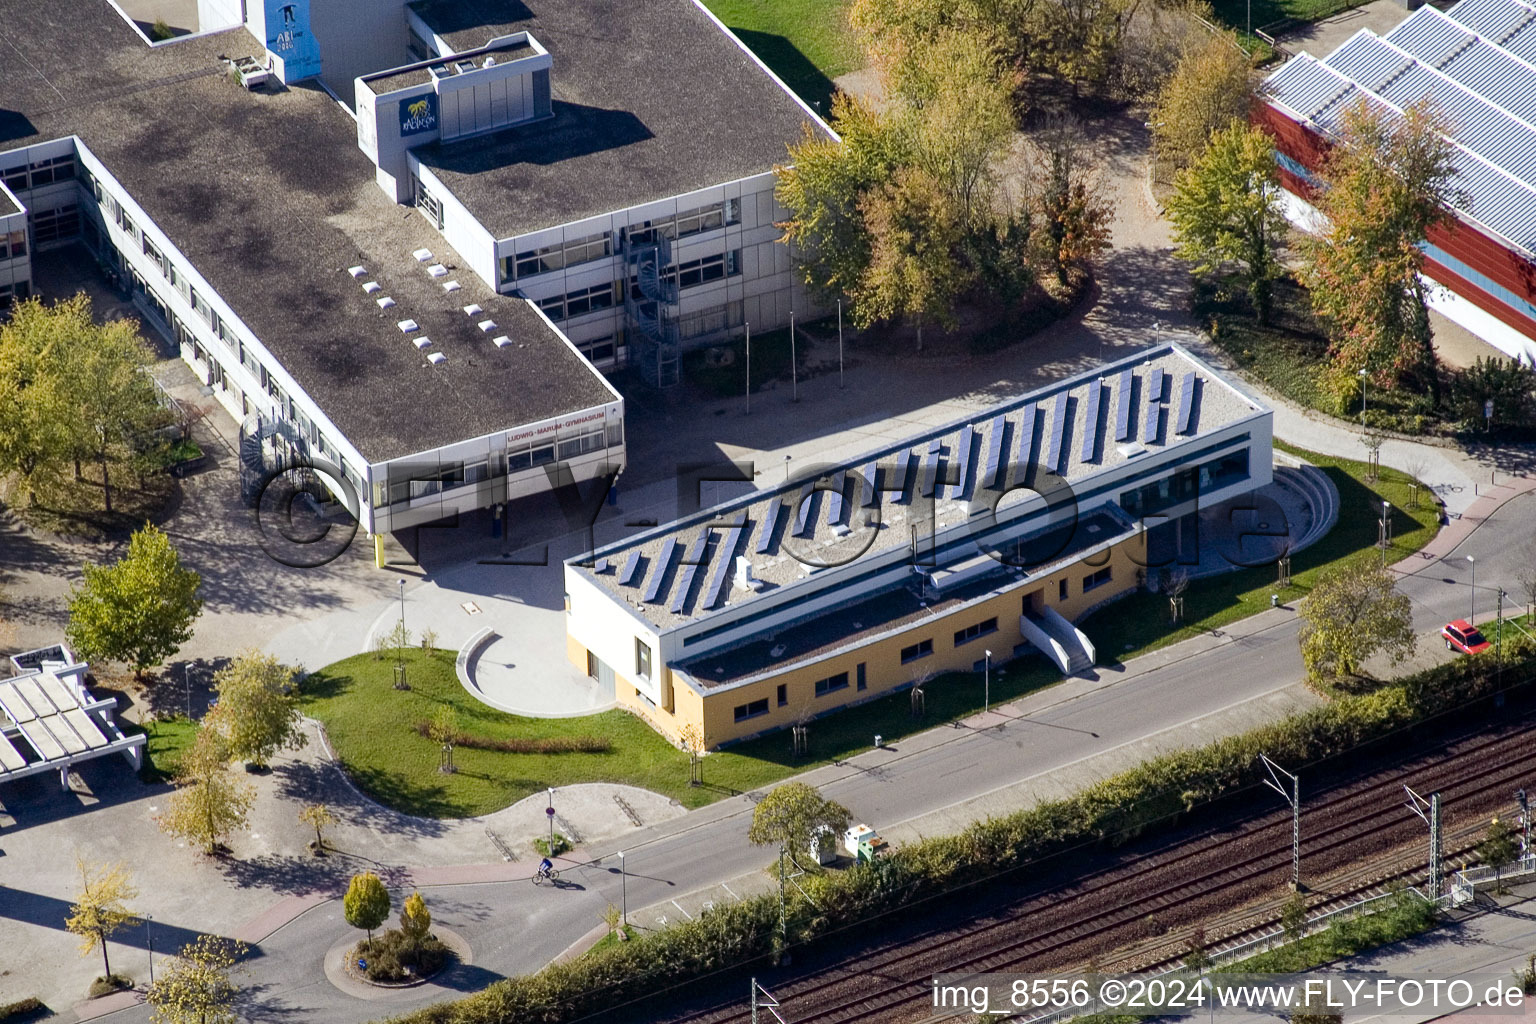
[1031,115,1115,287]
[1299,99,1458,404]
[1167,122,1288,324]
[1150,30,1253,174]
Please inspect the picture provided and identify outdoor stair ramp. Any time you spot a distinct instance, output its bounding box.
[1020,608,1096,675]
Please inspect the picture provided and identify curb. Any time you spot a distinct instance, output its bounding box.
[1391,475,1536,579]
[551,922,612,964]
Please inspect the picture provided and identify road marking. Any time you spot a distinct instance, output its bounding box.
[720,882,739,900]
[671,899,693,920]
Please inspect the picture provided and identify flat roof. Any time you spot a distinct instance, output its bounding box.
[0,662,144,782]
[0,185,19,217]
[571,343,1268,632]
[408,0,827,240]
[1263,0,1536,257]
[0,1,615,464]
[360,36,535,93]
[678,507,1135,688]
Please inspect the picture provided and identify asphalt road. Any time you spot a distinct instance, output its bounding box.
[90,492,1536,1024]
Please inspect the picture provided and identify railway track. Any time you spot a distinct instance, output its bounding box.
[659,720,1536,1024]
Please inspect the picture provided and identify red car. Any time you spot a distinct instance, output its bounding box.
[1443,619,1493,655]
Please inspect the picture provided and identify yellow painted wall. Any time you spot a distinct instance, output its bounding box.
[566,633,586,671]
[691,538,1143,748]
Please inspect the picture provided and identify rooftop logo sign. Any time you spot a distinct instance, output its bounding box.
[265,0,321,80]
[400,95,439,137]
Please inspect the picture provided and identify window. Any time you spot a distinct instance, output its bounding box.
[954,618,998,647]
[414,178,443,230]
[143,236,166,277]
[814,672,849,697]
[635,638,652,680]
[0,165,24,192]
[26,154,75,187]
[672,250,740,290]
[557,427,606,462]
[538,281,616,321]
[31,204,80,245]
[677,300,744,340]
[900,639,933,664]
[510,231,612,280]
[777,683,787,706]
[578,336,617,364]
[0,230,25,261]
[1059,579,1069,602]
[1083,567,1113,593]
[587,651,599,679]
[856,663,866,691]
[674,202,724,238]
[724,197,741,225]
[734,698,769,722]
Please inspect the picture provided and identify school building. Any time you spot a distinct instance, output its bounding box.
[1260,0,1536,363]
[0,0,825,538]
[564,344,1275,749]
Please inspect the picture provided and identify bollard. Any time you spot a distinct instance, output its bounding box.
[1271,594,1279,608]
[874,734,883,748]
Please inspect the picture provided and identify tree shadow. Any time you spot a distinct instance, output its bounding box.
[217,849,412,896]
[269,760,450,841]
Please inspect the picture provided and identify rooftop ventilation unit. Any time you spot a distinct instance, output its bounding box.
[443,280,460,292]
[412,249,433,262]
[478,320,497,332]
[427,352,446,364]
[428,264,448,278]
[397,319,419,332]
[492,335,512,348]
[363,281,381,294]
[347,266,367,278]
[413,337,432,349]
[376,296,395,309]
[463,304,483,316]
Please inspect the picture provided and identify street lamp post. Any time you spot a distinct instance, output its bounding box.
[744,322,751,415]
[984,649,992,715]
[618,850,627,927]
[837,299,845,390]
[184,663,191,719]
[1379,500,1390,565]
[147,914,154,985]
[394,577,409,689]
[1467,555,1476,623]
[1357,368,1368,422]
[547,787,556,855]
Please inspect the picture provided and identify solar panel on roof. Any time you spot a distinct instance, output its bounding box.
[891,448,914,503]
[1176,372,1199,435]
[827,474,847,524]
[670,531,712,614]
[984,415,1007,488]
[1143,398,1163,444]
[755,500,783,554]
[860,462,879,508]
[953,428,977,500]
[1146,367,1165,403]
[794,483,817,536]
[1081,381,1105,463]
[1045,395,1070,474]
[642,539,678,603]
[704,514,748,609]
[1016,405,1038,475]
[1114,369,1134,441]
[619,552,643,586]
[920,440,943,498]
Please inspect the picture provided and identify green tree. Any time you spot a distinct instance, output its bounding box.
[66,523,203,678]
[1448,356,1536,431]
[1478,817,1519,894]
[59,302,159,514]
[1280,891,1308,944]
[1301,99,1457,403]
[1028,0,1140,96]
[65,857,138,980]
[858,166,972,350]
[344,871,391,946]
[747,782,852,862]
[300,802,335,853]
[1150,30,1253,174]
[146,934,246,1024]
[1298,562,1415,681]
[1167,122,1289,324]
[399,890,431,954]
[0,297,74,505]
[155,726,254,854]
[207,649,305,769]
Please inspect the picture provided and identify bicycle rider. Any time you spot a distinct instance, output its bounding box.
[538,856,554,879]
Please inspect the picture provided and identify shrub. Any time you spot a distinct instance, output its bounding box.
[355,928,449,983]
[0,998,46,1022]
[149,17,174,41]
[87,975,132,998]
[409,722,610,754]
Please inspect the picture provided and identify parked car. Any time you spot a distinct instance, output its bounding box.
[1442,619,1492,655]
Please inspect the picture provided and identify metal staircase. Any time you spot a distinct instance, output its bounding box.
[622,232,681,388]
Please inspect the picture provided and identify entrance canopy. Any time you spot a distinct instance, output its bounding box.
[0,646,144,788]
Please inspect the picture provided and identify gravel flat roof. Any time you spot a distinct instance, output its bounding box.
[0,0,614,464]
[409,0,827,240]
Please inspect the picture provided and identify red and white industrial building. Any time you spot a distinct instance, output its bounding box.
[1259,0,1536,363]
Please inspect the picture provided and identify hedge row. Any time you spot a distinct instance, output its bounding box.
[410,723,610,754]
[384,646,1534,1024]
[0,999,44,1023]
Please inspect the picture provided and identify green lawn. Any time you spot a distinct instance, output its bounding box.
[679,322,807,400]
[128,715,197,783]
[1208,0,1368,35]
[702,0,859,111]
[1080,440,1441,661]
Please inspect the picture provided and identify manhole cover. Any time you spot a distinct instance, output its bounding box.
[461,601,481,615]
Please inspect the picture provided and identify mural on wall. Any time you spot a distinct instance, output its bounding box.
[265,0,322,80]
[400,94,439,137]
